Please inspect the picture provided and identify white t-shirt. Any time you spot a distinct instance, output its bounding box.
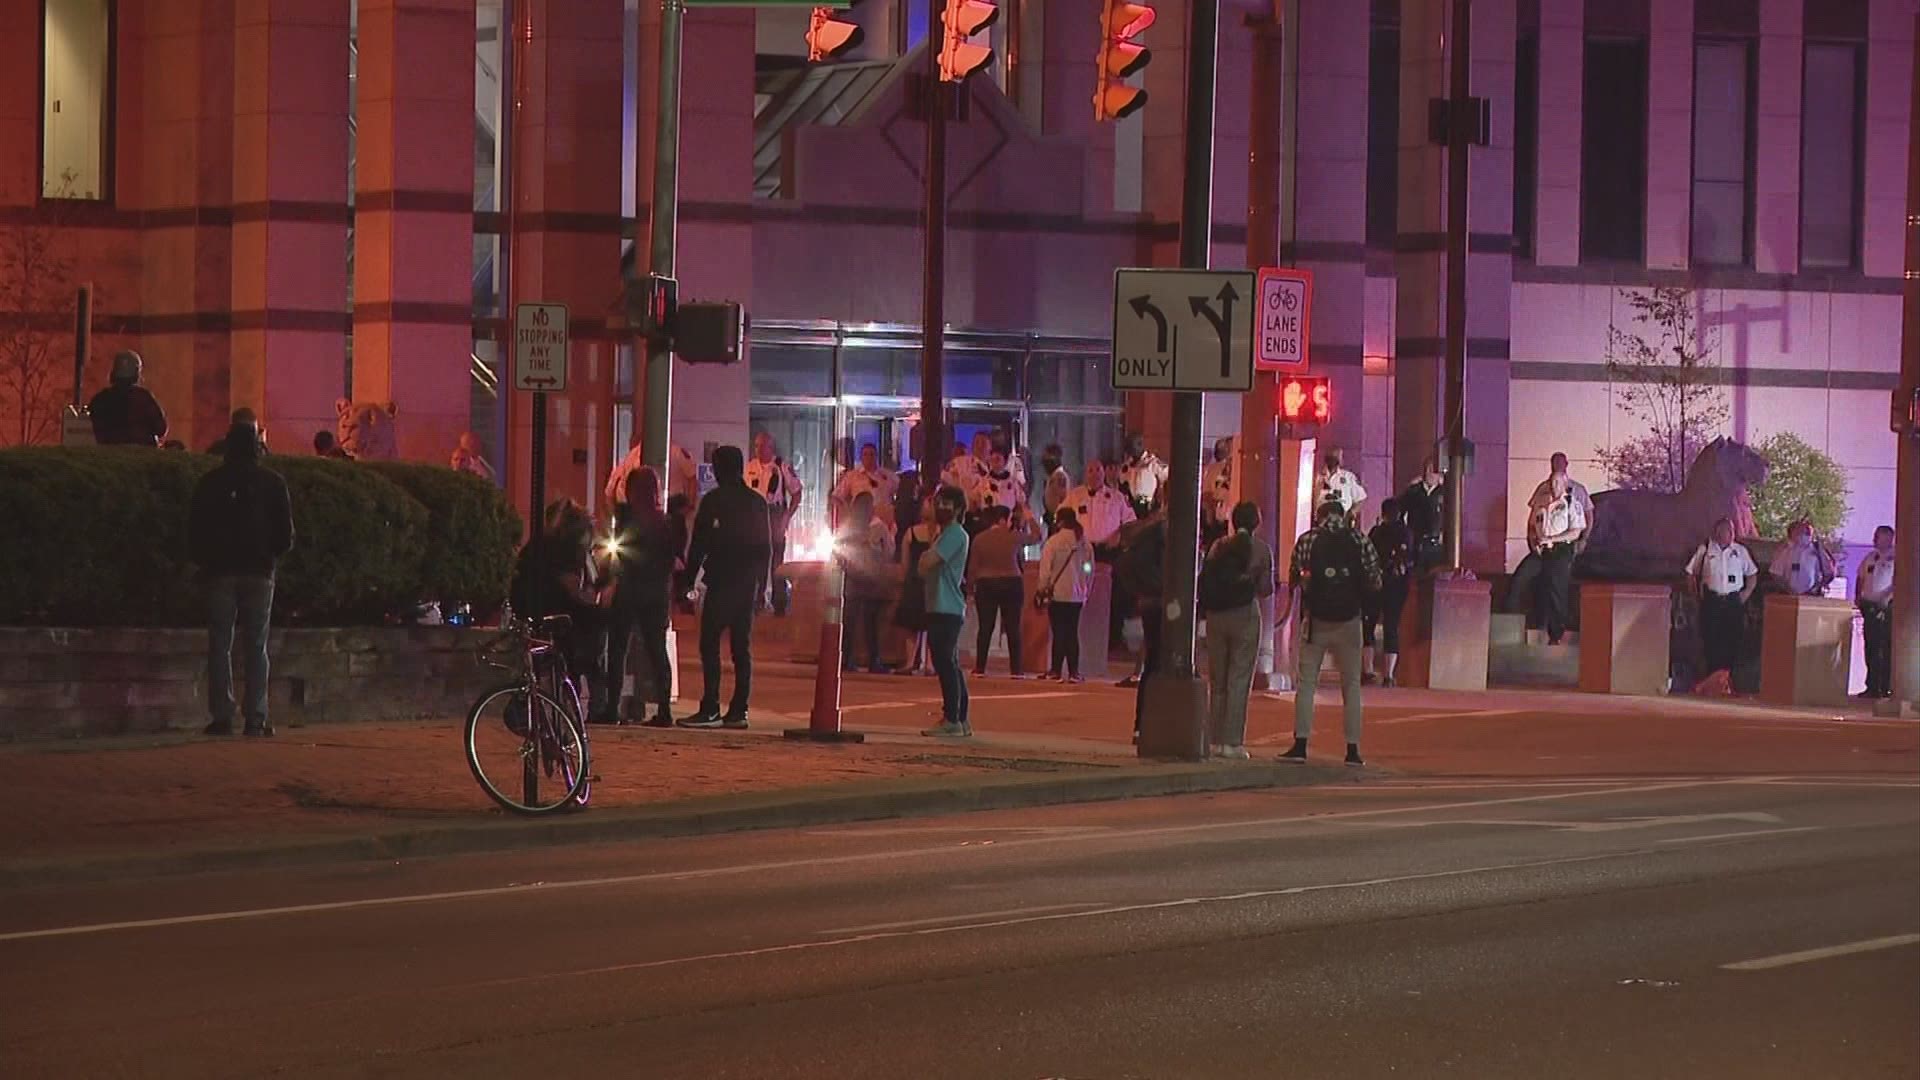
[1060,485,1137,546]
[1318,468,1367,513]
[1856,549,1895,607]
[1769,540,1833,596]
[1688,541,1759,596]
[833,464,896,509]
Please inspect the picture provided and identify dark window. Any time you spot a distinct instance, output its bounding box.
[1365,22,1401,249]
[41,0,113,200]
[749,343,834,399]
[1513,31,1540,259]
[1691,39,1756,267]
[842,346,918,398]
[1580,37,1648,262]
[1801,42,1864,269]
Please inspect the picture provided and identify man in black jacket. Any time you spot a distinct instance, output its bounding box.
[88,350,169,447]
[188,417,295,737]
[679,445,772,729]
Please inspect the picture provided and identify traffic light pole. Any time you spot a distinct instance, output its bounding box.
[1243,1,1284,690]
[641,0,684,473]
[1138,0,1218,760]
[1441,0,1472,571]
[919,0,948,480]
[1889,13,1920,716]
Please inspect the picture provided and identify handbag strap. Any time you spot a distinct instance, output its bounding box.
[1043,541,1078,593]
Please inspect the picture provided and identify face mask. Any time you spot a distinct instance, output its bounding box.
[935,505,957,526]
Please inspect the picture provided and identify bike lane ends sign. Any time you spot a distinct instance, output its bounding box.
[1255,267,1312,370]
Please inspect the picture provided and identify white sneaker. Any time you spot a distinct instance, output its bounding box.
[1217,745,1250,760]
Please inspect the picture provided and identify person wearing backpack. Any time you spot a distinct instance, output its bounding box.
[188,415,294,737]
[1281,500,1383,766]
[1200,501,1276,759]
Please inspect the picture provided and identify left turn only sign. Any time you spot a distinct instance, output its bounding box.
[514,302,570,392]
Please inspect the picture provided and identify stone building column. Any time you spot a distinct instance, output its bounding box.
[352,0,476,462]
[1644,0,1693,270]
[500,0,625,516]
[133,0,236,450]
[230,0,352,444]
[1532,0,1580,267]
[1394,0,1515,573]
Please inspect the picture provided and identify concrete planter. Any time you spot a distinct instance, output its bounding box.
[0,626,505,740]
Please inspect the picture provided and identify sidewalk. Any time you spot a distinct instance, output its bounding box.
[3,662,1912,886]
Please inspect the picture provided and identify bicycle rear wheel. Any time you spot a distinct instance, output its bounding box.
[465,683,591,814]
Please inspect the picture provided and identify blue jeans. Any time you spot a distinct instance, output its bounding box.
[207,575,275,725]
[926,613,969,726]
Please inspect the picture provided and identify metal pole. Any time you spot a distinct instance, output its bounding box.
[506,1,545,529]
[1441,0,1472,571]
[641,0,684,474]
[1889,12,1920,714]
[920,0,948,481]
[1243,2,1284,689]
[1139,0,1218,759]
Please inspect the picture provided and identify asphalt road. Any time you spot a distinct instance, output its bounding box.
[3,773,1917,1078]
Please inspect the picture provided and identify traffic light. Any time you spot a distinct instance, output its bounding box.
[1277,375,1330,427]
[938,0,998,82]
[1095,0,1154,121]
[805,5,862,62]
[625,273,678,347]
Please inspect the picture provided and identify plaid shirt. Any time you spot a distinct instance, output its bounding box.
[1289,525,1385,594]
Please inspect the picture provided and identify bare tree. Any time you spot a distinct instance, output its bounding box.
[1596,286,1730,493]
[0,171,82,447]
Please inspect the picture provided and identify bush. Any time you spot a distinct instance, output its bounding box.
[1750,431,1851,541]
[0,447,518,627]
[361,461,522,610]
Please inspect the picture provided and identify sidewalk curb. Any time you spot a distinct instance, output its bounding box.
[0,761,1356,889]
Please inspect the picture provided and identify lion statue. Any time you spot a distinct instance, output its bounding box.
[1575,436,1770,581]
[335,399,399,461]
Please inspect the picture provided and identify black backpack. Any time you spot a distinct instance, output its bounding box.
[1303,528,1366,623]
[1199,536,1256,614]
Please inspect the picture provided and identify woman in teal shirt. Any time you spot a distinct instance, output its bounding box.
[919,486,973,737]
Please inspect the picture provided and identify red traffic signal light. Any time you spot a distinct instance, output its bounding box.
[1278,375,1330,425]
[1095,0,1154,121]
[939,0,998,82]
[806,6,863,62]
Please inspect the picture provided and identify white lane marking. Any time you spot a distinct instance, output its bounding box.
[1722,933,1920,971]
[819,902,1105,936]
[1656,826,1824,845]
[1335,812,1785,834]
[1373,708,1530,727]
[0,777,1758,944]
[466,849,1653,988]
[1736,780,1920,789]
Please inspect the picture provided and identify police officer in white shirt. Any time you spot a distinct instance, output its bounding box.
[1856,524,1896,698]
[1118,435,1170,518]
[1528,457,1590,645]
[1769,519,1835,596]
[1687,517,1759,676]
[973,448,1025,513]
[833,442,896,516]
[1317,448,1367,517]
[1061,459,1137,551]
[942,432,994,493]
[1202,437,1235,546]
[745,431,803,615]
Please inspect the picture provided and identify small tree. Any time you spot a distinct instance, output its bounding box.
[0,170,82,447]
[1750,431,1851,541]
[1595,287,1730,492]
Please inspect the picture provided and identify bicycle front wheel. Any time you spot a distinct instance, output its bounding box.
[465,683,591,815]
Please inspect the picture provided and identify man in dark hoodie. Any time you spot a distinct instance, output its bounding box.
[679,444,772,729]
[189,414,295,737]
[88,350,169,447]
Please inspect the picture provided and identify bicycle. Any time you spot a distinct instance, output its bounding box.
[465,615,594,814]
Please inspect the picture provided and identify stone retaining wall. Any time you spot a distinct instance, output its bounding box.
[0,627,505,740]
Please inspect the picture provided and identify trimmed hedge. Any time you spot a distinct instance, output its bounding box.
[0,448,522,627]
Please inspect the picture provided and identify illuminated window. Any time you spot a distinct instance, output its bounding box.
[41,0,112,201]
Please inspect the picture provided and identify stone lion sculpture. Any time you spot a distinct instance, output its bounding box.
[335,399,399,461]
[1575,436,1770,581]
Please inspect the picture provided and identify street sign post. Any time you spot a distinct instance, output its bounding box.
[513,302,570,392]
[1255,266,1312,370]
[1110,267,1256,392]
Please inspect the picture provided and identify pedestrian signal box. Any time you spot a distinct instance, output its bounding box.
[1277,374,1329,433]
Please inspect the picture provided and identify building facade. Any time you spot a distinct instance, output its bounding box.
[3,0,1910,570]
